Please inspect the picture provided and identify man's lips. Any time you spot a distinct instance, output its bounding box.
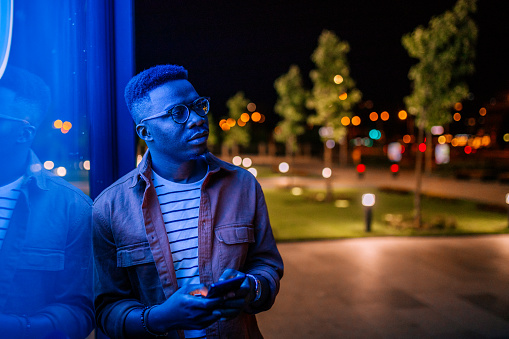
[188,130,209,141]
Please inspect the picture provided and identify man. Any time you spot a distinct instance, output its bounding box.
[93,64,284,338]
[0,66,94,338]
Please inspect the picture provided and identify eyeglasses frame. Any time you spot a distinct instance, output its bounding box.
[136,96,210,127]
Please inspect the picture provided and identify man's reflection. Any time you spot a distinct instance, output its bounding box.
[0,66,94,338]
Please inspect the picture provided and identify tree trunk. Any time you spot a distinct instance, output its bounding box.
[339,135,348,168]
[324,143,333,201]
[425,130,433,175]
[414,126,424,228]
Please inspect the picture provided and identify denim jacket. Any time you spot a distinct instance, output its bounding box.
[0,151,94,338]
[93,151,284,339]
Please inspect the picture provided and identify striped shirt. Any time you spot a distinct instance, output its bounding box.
[153,170,207,339]
[0,176,24,250]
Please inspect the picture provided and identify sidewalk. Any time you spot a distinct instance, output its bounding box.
[257,235,509,338]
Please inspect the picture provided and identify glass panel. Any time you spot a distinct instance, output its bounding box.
[3,0,90,195]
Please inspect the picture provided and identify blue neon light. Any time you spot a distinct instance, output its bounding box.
[0,0,13,79]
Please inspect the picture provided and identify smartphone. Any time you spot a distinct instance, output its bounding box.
[206,276,245,298]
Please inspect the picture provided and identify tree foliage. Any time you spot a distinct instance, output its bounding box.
[223,91,250,148]
[307,30,362,141]
[402,0,478,129]
[273,65,308,152]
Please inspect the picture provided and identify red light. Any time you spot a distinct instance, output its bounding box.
[418,143,426,152]
[390,164,399,173]
[464,146,472,154]
[357,164,366,173]
[400,145,405,153]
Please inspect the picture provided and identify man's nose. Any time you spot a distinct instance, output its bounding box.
[188,108,207,126]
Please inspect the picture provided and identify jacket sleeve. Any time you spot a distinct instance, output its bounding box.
[37,195,95,339]
[93,201,145,338]
[243,181,284,314]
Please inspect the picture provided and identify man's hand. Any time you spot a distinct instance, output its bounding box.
[214,268,257,320]
[147,284,224,332]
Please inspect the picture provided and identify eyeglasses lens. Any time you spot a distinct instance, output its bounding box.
[171,105,189,124]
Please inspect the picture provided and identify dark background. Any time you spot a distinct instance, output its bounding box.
[134,1,508,137]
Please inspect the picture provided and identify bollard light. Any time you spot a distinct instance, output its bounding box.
[362,193,375,232]
[278,162,289,174]
[506,193,509,228]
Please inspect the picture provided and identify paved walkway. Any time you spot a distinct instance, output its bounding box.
[257,235,509,338]
[251,157,509,338]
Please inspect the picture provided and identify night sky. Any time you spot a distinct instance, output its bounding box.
[134,1,509,132]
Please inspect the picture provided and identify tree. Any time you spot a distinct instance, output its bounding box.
[222,91,251,156]
[307,30,362,170]
[402,0,478,227]
[273,65,308,161]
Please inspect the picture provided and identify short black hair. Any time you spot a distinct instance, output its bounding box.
[124,64,188,122]
[0,66,51,126]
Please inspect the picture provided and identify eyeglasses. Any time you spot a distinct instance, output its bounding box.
[138,96,210,126]
[0,113,33,127]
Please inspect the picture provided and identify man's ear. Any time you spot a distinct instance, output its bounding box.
[136,124,153,142]
[17,125,36,143]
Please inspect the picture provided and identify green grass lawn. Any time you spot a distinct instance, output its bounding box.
[264,187,509,241]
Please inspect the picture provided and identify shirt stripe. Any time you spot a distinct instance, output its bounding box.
[152,170,207,339]
[0,177,24,249]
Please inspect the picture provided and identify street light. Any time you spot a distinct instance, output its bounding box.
[362,193,375,232]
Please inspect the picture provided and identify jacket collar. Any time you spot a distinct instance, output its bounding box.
[129,150,232,189]
[23,150,49,191]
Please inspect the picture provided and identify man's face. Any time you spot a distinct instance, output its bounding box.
[141,79,209,162]
[0,88,33,148]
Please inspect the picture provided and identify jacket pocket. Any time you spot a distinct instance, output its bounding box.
[18,247,65,271]
[117,242,155,267]
[214,224,255,270]
[215,224,255,244]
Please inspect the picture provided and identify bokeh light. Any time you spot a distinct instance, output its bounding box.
[248,167,257,177]
[351,116,361,126]
[232,156,242,166]
[333,75,344,84]
[240,113,250,122]
[339,92,348,100]
[453,113,461,121]
[479,107,487,116]
[418,143,426,152]
[44,160,54,170]
[369,112,378,121]
[83,160,91,171]
[53,120,63,129]
[291,187,303,196]
[341,116,350,126]
[251,112,261,122]
[56,167,67,177]
[362,193,375,207]
[398,110,407,120]
[279,162,289,173]
[454,102,463,111]
[322,167,332,179]
[247,103,256,112]
[380,111,389,121]
[242,157,252,168]
[326,139,335,149]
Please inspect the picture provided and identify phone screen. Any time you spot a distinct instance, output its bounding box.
[206,276,245,298]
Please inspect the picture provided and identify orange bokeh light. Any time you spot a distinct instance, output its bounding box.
[251,112,261,122]
[339,92,348,100]
[240,113,250,122]
[380,111,389,121]
[369,112,378,121]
